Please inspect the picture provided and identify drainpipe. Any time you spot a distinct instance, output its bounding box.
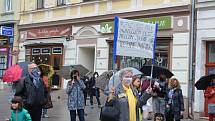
[188,0,197,119]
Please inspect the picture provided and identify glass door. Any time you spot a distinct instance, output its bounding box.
[51,55,62,86]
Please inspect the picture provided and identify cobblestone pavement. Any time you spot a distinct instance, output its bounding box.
[0,84,208,121]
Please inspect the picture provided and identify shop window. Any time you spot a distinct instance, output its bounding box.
[37,0,44,9]
[0,40,8,46]
[5,0,12,12]
[206,42,215,75]
[57,0,65,6]
[0,55,7,78]
[108,40,170,70]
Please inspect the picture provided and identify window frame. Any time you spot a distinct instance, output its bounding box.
[57,0,66,6]
[5,0,12,12]
[37,0,44,9]
[205,41,215,74]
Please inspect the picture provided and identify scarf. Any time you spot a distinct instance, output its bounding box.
[29,67,41,88]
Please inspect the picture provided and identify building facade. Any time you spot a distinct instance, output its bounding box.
[18,0,191,94]
[0,0,21,79]
[195,0,215,116]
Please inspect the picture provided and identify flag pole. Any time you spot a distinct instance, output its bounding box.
[112,16,119,87]
[150,23,158,86]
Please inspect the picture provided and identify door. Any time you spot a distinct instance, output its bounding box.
[204,42,215,116]
[51,55,62,86]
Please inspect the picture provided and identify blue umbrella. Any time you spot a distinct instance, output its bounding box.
[17,61,31,77]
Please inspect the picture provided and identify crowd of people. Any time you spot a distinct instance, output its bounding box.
[5,63,199,121]
[104,68,185,121]
[6,63,52,121]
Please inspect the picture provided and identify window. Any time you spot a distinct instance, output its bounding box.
[107,39,171,70]
[57,0,65,6]
[206,42,215,74]
[5,0,12,12]
[83,0,96,2]
[37,0,44,9]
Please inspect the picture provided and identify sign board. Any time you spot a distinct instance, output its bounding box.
[41,48,50,54]
[100,16,172,33]
[32,48,41,55]
[26,25,71,39]
[113,17,158,61]
[0,26,14,36]
[52,47,62,54]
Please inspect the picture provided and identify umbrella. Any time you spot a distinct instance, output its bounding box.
[3,64,23,82]
[60,64,89,79]
[96,70,113,91]
[17,61,31,77]
[140,65,174,78]
[108,67,143,90]
[195,74,215,90]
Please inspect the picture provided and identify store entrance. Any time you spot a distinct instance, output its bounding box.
[26,45,63,88]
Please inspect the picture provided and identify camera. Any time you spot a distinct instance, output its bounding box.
[73,76,77,80]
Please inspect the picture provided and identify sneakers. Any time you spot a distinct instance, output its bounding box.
[42,114,49,118]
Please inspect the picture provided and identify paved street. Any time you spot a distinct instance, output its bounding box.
[0,84,208,121]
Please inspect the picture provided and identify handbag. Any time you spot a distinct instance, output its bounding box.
[100,99,120,121]
[42,93,53,109]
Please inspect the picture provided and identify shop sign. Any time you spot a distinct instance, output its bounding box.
[32,48,41,55]
[26,25,71,39]
[100,16,172,33]
[0,26,14,36]
[41,48,50,54]
[52,47,62,54]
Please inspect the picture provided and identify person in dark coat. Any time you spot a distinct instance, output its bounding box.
[13,63,48,121]
[108,69,143,121]
[89,72,101,107]
[81,76,90,106]
[166,78,184,121]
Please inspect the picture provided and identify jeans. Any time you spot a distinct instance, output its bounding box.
[42,109,47,115]
[152,97,165,115]
[70,109,85,121]
[90,88,101,105]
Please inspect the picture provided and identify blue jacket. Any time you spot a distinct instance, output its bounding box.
[10,108,32,121]
[66,80,86,110]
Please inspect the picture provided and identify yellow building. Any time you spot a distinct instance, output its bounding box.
[0,0,21,79]
[18,0,191,93]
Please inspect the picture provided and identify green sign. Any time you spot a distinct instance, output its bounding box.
[100,16,172,33]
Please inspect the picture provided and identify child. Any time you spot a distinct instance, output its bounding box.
[7,96,32,121]
[154,113,164,121]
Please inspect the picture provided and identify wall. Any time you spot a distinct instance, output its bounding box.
[19,0,190,25]
[194,4,215,112]
[172,33,189,97]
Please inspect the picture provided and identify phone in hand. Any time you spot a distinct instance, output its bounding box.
[73,76,77,80]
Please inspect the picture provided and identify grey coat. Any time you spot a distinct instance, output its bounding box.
[112,83,140,121]
[66,80,86,110]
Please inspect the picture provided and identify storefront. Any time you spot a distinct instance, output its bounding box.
[19,25,71,88]
[0,25,14,79]
[195,1,215,115]
[71,12,190,95]
[101,16,173,70]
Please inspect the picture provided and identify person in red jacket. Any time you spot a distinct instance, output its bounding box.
[204,78,215,121]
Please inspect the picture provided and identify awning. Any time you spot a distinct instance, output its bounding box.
[23,37,65,46]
